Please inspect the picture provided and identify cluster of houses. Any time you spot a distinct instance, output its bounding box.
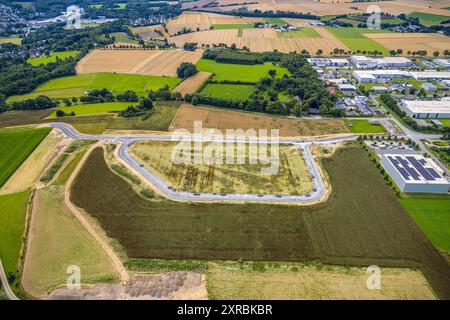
[308,56,450,117]
[256,22,299,32]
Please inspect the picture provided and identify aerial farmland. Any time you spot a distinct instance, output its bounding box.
[0,0,449,307]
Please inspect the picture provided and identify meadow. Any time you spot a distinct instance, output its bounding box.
[27,51,80,66]
[0,37,22,45]
[325,27,390,55]
[8,73,181,102]
[408,12,450,26]
[111,32,139,44]
[200,84,255,100]
[49,102,132,118]
[345,120,385,133]
[196,59,290,82]
[263,17,288,25]
[0,190,30,274]
[22,186,117,296]
[0,127,51,187]
[400,196,450,253]
[71,146,450,299]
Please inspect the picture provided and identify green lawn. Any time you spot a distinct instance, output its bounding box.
[408,12,450,26]
[325,27,390,55]
[200,84,256,100]
[89,4,103,9]
[400,196,450,252]
[0,127,51,187]
[213,24,254,30]
[196,59,290,82]
[0,190,30,274]
[277,28,320,38]
[263,17,288,25]
[27,51,80,66]
[0,37,22,45]
[8,73,181,102]
[345,120,385,133]
[49,102,131,118]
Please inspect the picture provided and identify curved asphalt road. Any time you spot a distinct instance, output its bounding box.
[0,259,19,300]
[51,123,358,204]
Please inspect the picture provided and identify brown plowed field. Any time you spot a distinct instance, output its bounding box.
[365,33,450,53]
[169,104,349,136]
[76,49,203,77]
[131,25,166,40]
[172,72,212,95]
[169,27,348,53]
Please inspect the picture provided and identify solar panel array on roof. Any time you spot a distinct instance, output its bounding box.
[387,155,443,182]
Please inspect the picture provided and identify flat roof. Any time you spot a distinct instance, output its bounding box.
[410,71,450,79]
[402,100,450,114]
[382,154,448,185]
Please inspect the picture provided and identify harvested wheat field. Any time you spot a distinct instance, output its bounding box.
[169,27,348,53]
[365,33,450,54]
[169,104,349,137]
[172,71,212,95]
[76,49,203,77]
[207,262,436,300]
[220,0,450,17]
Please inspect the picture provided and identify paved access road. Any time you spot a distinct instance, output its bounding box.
[51,123,358,204]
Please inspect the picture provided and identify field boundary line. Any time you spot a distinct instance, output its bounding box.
[64,143,129,283]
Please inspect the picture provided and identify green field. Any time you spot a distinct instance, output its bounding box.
[212,24,254,30]
[196,59,290,82]
[277,28,320,38]
[0,127,51,187]
[325,27,390,55]
[8,73,181,102]
[111,32,139,44]
[345,120,385,133]
[0,190,30,274]
[49,102,131,118]
[0,37,22,45]
[263,17,288,25]
[27,51,80,66]
[200,84,255,100]
[71,146,450,299]
[400,196,450,252]
[408,12,449,26]
[438,119,450,126]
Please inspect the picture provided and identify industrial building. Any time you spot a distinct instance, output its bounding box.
[401,100,450,118]
[421,82,437,93]
[433,59,450,68]
[350,56,413,69]
[380,154,449,193]
[410,71,450,81]
[353,70,411,83]
[338,83,357,95]
[307,58,350,68]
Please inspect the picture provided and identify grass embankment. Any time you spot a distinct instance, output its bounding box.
[0,190,30,275]
[407,12,449,26]
[324,27,390,55]
[70,146,450,299]
[200,84,256,100]
[27,51,80,66]
[196,59,290,82]
[7,73,181,102]
[0,127,51,187]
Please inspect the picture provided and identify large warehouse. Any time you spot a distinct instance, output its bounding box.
[380,154,450,193]
[401,100,450,118]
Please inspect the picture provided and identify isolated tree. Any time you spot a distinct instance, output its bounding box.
[396,49,403,56]
[433,51,440,57]
[176,62,198,79]
[268,69,277,77]
[316,49,323,56]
